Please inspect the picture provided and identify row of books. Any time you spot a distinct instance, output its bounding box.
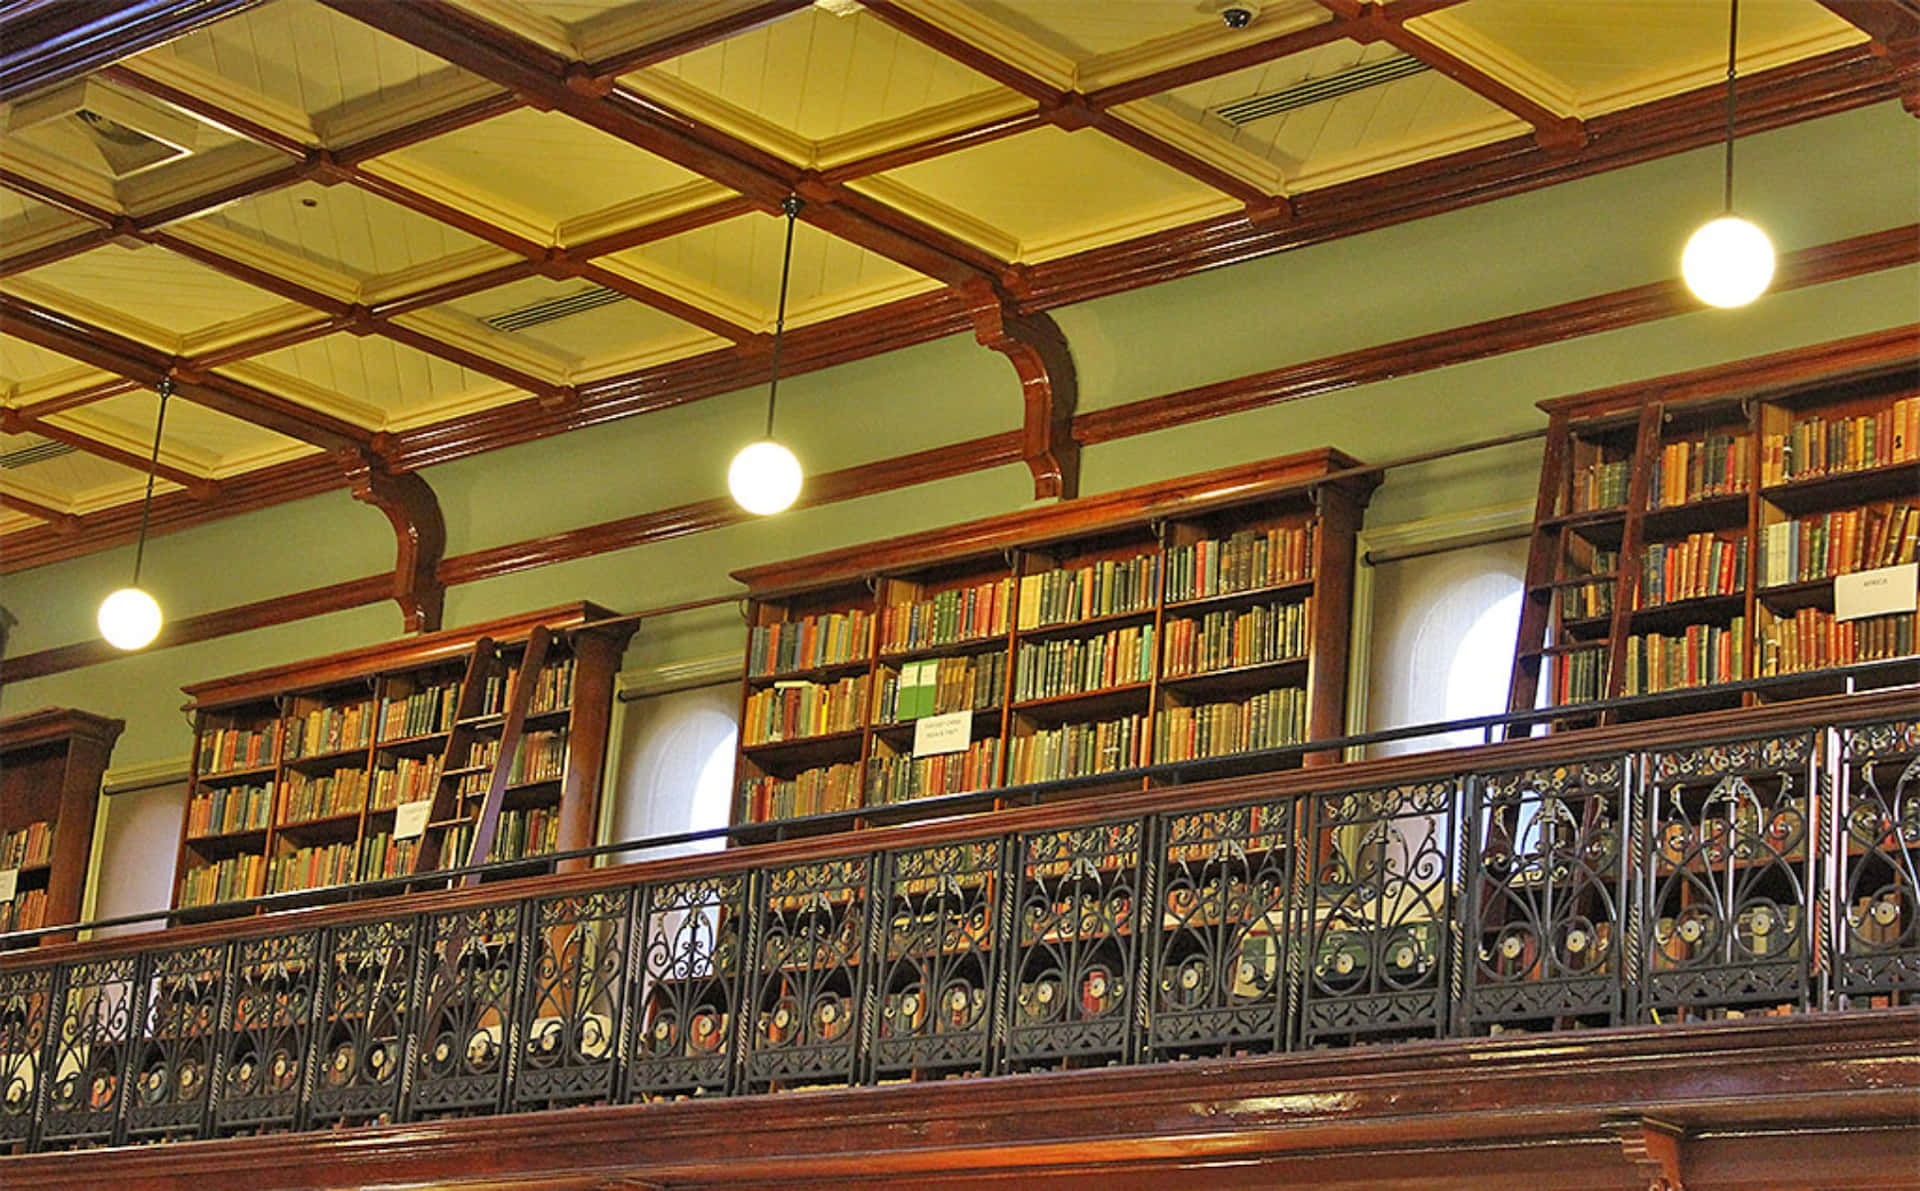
[267,841,359,893]
[743,675,870,746]
[1640,532,1747,607]
[1621,619,1746,695]
[879,577,1010,653]
[866,738,1002,805]
[379,681,458,741]
[1560,542,1619,620]
[0,821,52,868]
[479,657,576,717]
[1648,432,1750,509]
[1013,623,1154,703]
[1759,609,1914,676]
[1552,647,1608,706]
[285,699,375,759]
[1562,578,1614,621]
[459,730,568,788]
[748,609,873,677]
[0,888,48,934]
[1760,503,1917,587]
[185,781,274,838]
[1569,458,1629,514]
[1162,598,1309,678]
[281,765,370,823]
[1006,713,1147,784]
[1016,554,1158,630]
[1152,687,1307,763]
[876,654,1004,723]
[199,722,282,774]
[1164,525,1315,603]
[1761,398,1920,485]
[741,762,862,822]
[371,755,441,809]
[179,854,267,907]
[484,806,562,862]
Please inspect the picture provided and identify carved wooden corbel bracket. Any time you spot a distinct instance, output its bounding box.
[964,282,1080,501]
[345,451,447,633]
[1605,1113,1687,1191]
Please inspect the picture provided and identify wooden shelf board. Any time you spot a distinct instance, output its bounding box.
[878,633,1011,663]
[1011,682,1153,720]
[1162,578,1314,614]
[1014,606,1157,641]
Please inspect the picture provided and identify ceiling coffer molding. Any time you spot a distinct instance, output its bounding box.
[344,449,446,634]
[964,282,1078,502]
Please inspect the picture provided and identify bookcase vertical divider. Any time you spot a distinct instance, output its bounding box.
[1603,403,1665,716]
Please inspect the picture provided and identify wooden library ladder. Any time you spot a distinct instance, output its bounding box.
[409,626,552,886]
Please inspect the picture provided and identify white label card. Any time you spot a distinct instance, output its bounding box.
[1834,563,1918,622]
[913,710,972,758]
[0,868,15,903]
[394,800,433,841]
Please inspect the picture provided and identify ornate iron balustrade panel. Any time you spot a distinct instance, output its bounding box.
[628,874,745,1100]
[1005,820,1145,1071]
[37,955,138,1149]
[0,964,54,1152]
[1464,758,1628,1031]
[1301,779,1458,1047]
[123,942,227,1142]
[1641,732,1819,1021]
[743,857,872,1091]
[1148,800,1294,1060]
[872,838,1005,1082]
[515,889,632,1110]
[409,902,525,1119]
[1834,718,1920,1002]
[214,931,317,1135]
[309,916,415,1126]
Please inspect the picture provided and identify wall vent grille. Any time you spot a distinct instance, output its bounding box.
[0,438,77,470]
[484,286,625,332]
[1210,53,1430,127]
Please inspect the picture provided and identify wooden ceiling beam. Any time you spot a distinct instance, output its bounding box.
[580,1,813,82]
[0,294,372,453]
[0,408,219,499]
[0,0,264,103]
[1815,0,1920,113]
[0,227,118,278]
[818,111,1048,184]
[565,196,758,258]
[0,488,80,533]
[14,376,143,419]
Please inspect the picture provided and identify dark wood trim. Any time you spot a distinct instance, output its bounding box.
[0,0,265,103]
[0,489,79,532]
[13,375,142,419]
[1,408,219,499]
[817,110,1047,184]
[332,91,526,165]
[345,453,447,633]
[580,0,812,81]
[0,227,115,278]
[566,196,758,257]
[964,284,1080,499]
[4,1009,1911,1190]
[100,61,310,155]
[1073,225,1920,444]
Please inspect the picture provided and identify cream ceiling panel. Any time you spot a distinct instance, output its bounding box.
[1419,0,1867,115]
[967,0,1329,84]
[192,179,497,282]
[0,335,109,397]
[0,190,88,245]
[7,243,288,343]
[0,433,139,498]
[141,0,467,123]
[62,390,303,474]
[432,278,723,368]
[615,213,941,329]
[369,107,711,231]
[645,7,1007,143]
[235,331,499,421]
[863,126,1236,262]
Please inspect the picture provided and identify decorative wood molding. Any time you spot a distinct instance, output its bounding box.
[345,451,448,633]
[0,488,80,532]
[0,0,265,103]
[1814,0,1920,114]
[963,282,1080,500]
[1605,1115,1688,1191]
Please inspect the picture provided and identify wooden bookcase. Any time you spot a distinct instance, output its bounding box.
[174,602,636,915]
[1510,368,1918,726]
[0,708,123,947]
[731,449,1376,836]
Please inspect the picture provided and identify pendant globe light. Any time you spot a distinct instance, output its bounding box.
[96,379,171,651]
[1682,0,1774,308]
[728,196,805,516]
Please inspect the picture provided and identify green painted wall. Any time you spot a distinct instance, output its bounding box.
[2,100,1915,772]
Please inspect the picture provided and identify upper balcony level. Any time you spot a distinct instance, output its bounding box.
[1,679,1917,1189]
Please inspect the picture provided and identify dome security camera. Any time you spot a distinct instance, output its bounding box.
[1221,6,1255,28]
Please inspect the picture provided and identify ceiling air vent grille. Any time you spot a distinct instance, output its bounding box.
[0,439,77,470]
[1210,53,1430,127]
[484,286,625,333]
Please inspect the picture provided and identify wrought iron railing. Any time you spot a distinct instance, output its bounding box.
[1,689,1915,1154]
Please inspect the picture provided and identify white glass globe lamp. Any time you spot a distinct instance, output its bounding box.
[98,586,163,650]
[1682,214,1774,309]
[728,439,802,515]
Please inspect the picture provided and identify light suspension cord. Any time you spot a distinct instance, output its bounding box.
[1721,0,1739,213]
[131,379,172,587]
[765,196,803,438]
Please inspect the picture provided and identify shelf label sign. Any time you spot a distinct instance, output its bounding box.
[1835,563,1917,622]
[913,711,972,758]
[394,800,433,841]
[0,868,15,903]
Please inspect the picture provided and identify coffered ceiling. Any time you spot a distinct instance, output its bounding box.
[0,0,1908,568]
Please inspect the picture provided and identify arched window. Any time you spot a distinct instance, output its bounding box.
[607,682,738,860]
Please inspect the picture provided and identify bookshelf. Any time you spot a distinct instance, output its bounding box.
[174,603,636,916]
[1511,368,1918,727]
[731,449,1376,837]
[0,709,123,947]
